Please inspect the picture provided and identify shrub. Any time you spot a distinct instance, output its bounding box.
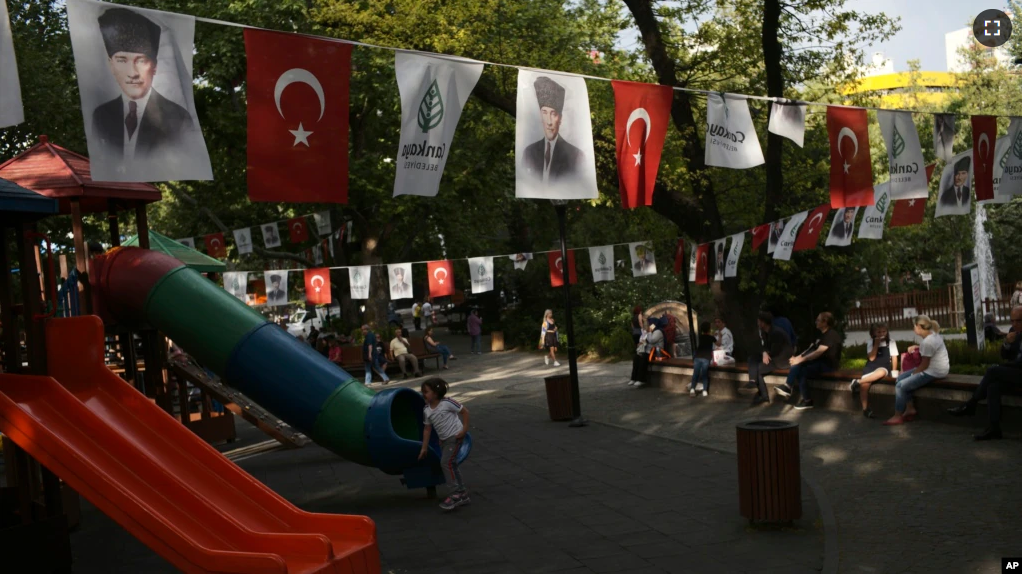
[841,338,1004,375]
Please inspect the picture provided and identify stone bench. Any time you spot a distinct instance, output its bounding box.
[648,358,1022,431]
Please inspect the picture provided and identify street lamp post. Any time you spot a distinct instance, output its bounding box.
[554,202,586,428]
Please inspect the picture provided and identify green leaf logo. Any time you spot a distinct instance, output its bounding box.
[1012,129,1022,160]
[891,124,905,158]
[598,251,607,266]
[477,264,486,277]
[353,270,362,282]
[417,79,444,133]
[876,192,888,213]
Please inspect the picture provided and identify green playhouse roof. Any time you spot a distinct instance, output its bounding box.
[122,230,227,273]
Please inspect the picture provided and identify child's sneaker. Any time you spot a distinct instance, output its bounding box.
[439,496,458,511]
[453,492,471,507]
[689,388,696,396]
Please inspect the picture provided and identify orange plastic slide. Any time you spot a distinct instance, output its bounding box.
[0,316,380,573]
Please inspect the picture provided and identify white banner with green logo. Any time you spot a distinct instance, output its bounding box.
[724,232,744,278]
[467,256,494,294]
[997,118,1022,199]
[393,53,483,197]
[984,136,1011,205]
[588,246,615,283]
[223,272,248,302]
[857,182,890,240]
[879,111,927,200]
[348,265,371,300]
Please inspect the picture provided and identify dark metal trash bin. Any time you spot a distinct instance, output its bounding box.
[544,374,574,421]
[736,420,801,523]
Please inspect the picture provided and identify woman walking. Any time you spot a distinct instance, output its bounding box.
[540,309,560,367]
[883,316,949,426]
[467,309,483,354]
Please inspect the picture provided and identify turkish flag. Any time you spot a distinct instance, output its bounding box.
[751,224,771,251]
[889,197,926,227]
[694,244,709,285]
[245,30,351,203]
[972,115,997,202]
[548,251,577,287]
[794,204,831,252]
[612,81,673,209]
[427,260,455,297]
[288,217,309,243]
[673,239,685,275]
[205,233,226,258]
[304,268,331,304]
[827,107,874,208]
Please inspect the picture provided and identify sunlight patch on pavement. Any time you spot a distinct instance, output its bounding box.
[807,418,841,435]
[809,445,848,464]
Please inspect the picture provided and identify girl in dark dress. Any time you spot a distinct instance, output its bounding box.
[849,322,898,418]
[540,309,560,367]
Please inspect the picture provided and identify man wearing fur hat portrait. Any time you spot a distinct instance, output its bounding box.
[91,7,195,162]
[523,76,584,184]
[939,156,971,209]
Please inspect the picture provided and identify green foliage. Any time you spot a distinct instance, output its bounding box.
[842,339,1005,375]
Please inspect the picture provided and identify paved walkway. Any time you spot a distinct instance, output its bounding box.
[65,329,1021,573]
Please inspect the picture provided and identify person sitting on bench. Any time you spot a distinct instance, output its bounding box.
[747,311,792,405]
[849,322,898,419]
[947,306,1022,440]
[775,312,840,410]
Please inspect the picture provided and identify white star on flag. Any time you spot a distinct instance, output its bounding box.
[907,199,916,206]
[632,151,642,166]
[290,122,312,147]
[438,278,444,284]
[843,161,850,174]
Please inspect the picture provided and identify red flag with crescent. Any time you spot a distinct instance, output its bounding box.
[972,115,997,202]
[304,268,331,304]
[673,238,685,275]
[245,30,351,203]
[794,204,831,252]
[612,81,673,209]
[889,164,935,228]
[288,217,309,243]
[694,244,709,285]
[427,260,455,297]
[751,224,771,251]
[827,107,874,208]
[204,232,226,258]
[548,251,577,287]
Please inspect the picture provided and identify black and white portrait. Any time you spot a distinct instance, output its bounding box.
[629,242,657,277]
[264,271,288,307]
[515,70,598,200]
[510,252,533,270]
[262,223,281,248]
[388,264,412,300]
[713,239,726,282]
[767,219,786,254]
[67,0,211,182]
[936,152,972,217]
[933,114,956,164]
[825,208,857,247]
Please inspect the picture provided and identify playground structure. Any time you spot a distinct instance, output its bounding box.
[0,137,469,571]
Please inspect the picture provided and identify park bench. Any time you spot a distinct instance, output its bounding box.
[648,357,1022,429]
[408,337,442,372]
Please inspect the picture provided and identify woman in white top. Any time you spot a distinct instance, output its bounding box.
[849,323,898,419]
[883,315,949,426]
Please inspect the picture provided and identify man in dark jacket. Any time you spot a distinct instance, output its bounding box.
[91,7,196,162]
[747,311,793,405]
[947,306,1022,440]
[523,76,583,184]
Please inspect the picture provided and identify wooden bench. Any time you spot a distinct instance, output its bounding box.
[648,357,1022,429]
[409,337,441,372]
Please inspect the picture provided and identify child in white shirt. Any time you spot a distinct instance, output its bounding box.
[419,378,470,511]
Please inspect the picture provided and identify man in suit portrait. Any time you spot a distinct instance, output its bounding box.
[267,274,286,304]
[939,156,971,208]
[391,267,411,297]
[523,76,583,184]
[768,220,785,251]
[714,243,725,280]
[633,244,655,273]
[263,224,279,246]
[91,7,195,162]
[831,208,855,241]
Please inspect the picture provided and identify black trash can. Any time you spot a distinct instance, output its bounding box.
[544,374,574,421]
[736,420,801,523]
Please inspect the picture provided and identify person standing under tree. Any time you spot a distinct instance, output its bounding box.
[412,302,422,331]
[418,378,470,511]
[630,305,645,346]
[422,300,433,329]
[467,309,483,355]
[1011,281,1022,309]
[540,309,560,367]
[360,324,390,385]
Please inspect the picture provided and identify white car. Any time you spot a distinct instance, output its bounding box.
[286,309,323,338]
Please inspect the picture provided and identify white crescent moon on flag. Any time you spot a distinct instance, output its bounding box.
[211,238,221,248]
[979,133,991,159]
[311,275,324,287]
[555,257,563,272]
[434,267,448,280]
[807,212,824,233]
[625,108,651,148]
[274,69,326,121]
[293,221,304,233]
[837,127,858,159]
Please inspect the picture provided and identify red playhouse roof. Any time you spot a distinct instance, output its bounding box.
[0,135,162,215]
